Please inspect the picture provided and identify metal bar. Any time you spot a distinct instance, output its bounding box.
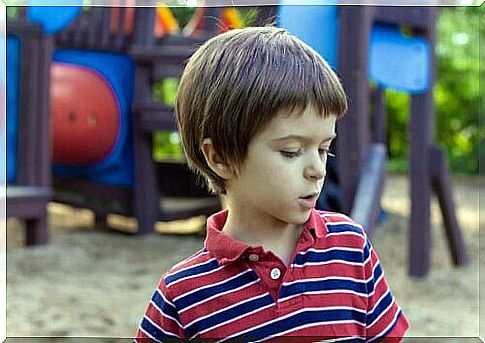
[350,143,387,237]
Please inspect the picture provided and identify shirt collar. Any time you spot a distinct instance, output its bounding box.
[204,209,328,265]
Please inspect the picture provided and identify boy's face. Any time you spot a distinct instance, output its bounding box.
[226,105,337,226]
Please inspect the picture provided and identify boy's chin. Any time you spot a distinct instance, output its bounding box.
[285,210,313,226]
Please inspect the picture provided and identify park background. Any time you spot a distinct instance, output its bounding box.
[5,2,484,340]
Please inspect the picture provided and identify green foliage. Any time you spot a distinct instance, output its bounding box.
[434,6,481,174]
[170,7,197,28]
[153,78,184,161]
[238,7,260,27]
[7,6,21,18]
[386,7,481,174]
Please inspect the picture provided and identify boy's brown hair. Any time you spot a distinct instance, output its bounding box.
[175,26,348,194]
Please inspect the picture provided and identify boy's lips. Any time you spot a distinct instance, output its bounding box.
[298,193,319,209]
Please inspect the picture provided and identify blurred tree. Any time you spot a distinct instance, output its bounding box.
[386,6,482,174]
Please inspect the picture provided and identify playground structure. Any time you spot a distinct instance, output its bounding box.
[6,19,52,245]
[6,6,232,240]
[276,4,468,277]
[5,4,467,277]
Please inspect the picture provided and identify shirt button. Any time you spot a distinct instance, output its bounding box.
[270,268,281,280]
[248,254,259,262]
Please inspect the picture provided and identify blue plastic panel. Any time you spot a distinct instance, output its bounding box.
[369,24,430,93]
[6,36,20,184]
[0,36,5,185]
[52,49,135,187]
[277,2,339,69]
[27,5,82,34]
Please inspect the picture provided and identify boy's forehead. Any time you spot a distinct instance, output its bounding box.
[260,107,337,139]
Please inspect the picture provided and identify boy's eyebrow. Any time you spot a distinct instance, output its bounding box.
[271,134,337,143]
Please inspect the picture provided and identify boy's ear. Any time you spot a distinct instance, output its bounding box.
[201,138,234,180]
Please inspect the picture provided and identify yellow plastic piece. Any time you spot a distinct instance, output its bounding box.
[222,7,243,29]
[156,4,179,34]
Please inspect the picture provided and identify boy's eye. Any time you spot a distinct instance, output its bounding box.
[319,148,336,158]
[280,150,302,158]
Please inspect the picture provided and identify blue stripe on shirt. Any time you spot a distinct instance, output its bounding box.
[293,249,363,266]
[185,293,274,337]
[326,223,364,236]
[152,290,179,322]
[164,259,221,286]
[140,317,179,340]
[365,263,383,294]
[366,291,394,326]
[281,278,368,298]
[174,269,259,311]
[227,308,367,341]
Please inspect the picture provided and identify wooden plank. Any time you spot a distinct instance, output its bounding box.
[429,146,468,266]
[7,185,51,200]
[409,93,433,277]
[72,12,88,46]
[114,5,126,50]
[36,35,53,188]
[336,6,375,214]
[374,6,438,31]
[132,7,156,46]
[372,87,386,144]
[6,186,50,245]
[350,143,386,237]
[138,107,178,132]
[130,44,197,65]
[408,12,437,278]
[16,31,40,186]
[7,185,52,247]
[25,211,48,246]
[87,7,103,47]
[132,66,159,234]
[100,7,111,48]
[153,64,184,79]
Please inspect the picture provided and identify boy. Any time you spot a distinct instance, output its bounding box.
[135,26,409,342]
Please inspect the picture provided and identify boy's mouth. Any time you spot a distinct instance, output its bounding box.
[300,192,319,199]
[298,192,319,209]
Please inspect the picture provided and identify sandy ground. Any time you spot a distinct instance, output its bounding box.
[5,173,483,339]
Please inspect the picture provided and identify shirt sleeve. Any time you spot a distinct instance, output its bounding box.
[134,276,185,342]
[363,234,409,342]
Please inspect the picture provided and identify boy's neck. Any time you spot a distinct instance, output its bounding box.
[221,202,304,265]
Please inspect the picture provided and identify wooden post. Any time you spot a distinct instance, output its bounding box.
[408,9,437,277]
[7,20,53,245]
[429,146,468,266]
[132,65,159,235]
[337,6,375,214]
[372,87,386,144]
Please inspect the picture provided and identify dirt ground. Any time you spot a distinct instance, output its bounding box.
[5,173,483,339]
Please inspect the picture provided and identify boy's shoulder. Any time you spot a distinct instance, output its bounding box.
[160,248,216,289]
[314,210,368,247]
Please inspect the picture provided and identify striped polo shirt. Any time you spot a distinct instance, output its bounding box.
[135,209,409,342]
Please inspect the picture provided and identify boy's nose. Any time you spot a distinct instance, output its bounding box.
[304,155,326,181]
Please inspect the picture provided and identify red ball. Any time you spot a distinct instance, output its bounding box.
[51,63,120,165]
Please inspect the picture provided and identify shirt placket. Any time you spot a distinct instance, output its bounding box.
[244,229,316,313]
